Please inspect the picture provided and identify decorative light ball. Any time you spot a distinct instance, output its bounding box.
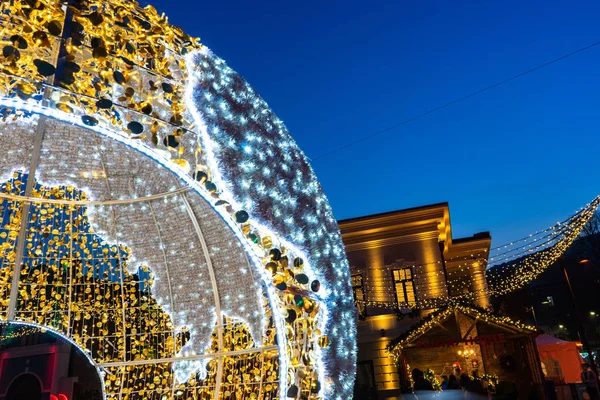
[0,0,356,399]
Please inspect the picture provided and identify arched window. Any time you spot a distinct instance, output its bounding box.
[7,373,42,400]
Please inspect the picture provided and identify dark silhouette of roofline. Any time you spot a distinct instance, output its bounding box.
[453,232,491,244]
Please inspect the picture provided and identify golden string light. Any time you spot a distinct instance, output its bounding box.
[0,324,44,340]
[486,196,600,295]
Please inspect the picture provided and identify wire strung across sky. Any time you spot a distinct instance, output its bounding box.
[488,200,595,265]
[488,209,584,261]
[310,40,600,161]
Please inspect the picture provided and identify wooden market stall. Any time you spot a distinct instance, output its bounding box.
[387,303,546,398]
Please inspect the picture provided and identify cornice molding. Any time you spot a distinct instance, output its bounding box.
[344,231,440,252]
[339,205,448,235]
[342,220,439,240]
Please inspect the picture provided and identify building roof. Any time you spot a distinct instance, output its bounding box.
[338,202,453,253]
[338,202,450,224]
[338,203,493,258]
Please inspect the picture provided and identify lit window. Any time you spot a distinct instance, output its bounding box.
[393,267,416,308]
[352,274,367,317]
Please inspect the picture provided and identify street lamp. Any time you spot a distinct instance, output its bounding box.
[561,257,598,375]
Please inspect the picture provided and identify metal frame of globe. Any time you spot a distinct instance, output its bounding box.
[0,171,281,399]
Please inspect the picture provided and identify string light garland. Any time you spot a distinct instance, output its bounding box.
[1,1,594,398]
[386,302,537,364]
[0,324,44,340]
[476,373,498,391]
[486,196,600,295]
[353,258,489,304]
[406,362,414,387]
[424,368,441,391]
[0,0,356,398]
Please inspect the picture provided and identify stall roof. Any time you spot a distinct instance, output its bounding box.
[387,303,538,354]
[536,334,570,346]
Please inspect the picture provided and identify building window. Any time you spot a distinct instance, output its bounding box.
[352,274,367,318]
[393,267,416,308]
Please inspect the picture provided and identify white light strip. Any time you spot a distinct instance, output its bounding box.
[0,187,190,205]
[184,50,332,398]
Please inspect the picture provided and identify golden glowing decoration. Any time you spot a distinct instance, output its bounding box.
[485,196,600,295]
[0,0,329,397]
[0,0,198,176]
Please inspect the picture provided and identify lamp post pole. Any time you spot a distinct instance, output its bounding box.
[561,259,597,375]
[530,305,538,326]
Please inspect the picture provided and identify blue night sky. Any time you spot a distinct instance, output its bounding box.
[145,0,600,247]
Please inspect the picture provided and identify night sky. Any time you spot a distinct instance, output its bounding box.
[144,0,600,247]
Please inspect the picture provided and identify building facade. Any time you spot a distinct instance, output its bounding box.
[339,203,492,399]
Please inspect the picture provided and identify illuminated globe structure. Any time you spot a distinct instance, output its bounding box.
[0,1,356,399]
